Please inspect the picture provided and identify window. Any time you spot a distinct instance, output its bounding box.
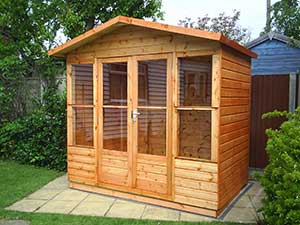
[71,64,94,147]
[177,56,212,160]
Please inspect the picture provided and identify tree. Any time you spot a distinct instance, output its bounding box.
[178,10,251,45]
[0,0,163,125]
[270,0,300,40]
[59,0,164,38]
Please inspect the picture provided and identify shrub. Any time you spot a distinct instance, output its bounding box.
[258,108,300,225]
[0,87,67,171]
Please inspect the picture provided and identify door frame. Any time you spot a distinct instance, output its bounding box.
[96,53,173,197]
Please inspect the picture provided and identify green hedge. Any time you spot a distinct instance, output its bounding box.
[0,88,67,171]
[258,108,300,225]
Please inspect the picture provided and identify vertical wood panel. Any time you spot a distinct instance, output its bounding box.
[166,53,173,196]
[171,52,179,199]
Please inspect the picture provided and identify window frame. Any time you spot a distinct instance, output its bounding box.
[174,53,220,162]
[67,62,96,149]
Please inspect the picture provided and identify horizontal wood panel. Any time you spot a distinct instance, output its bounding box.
[222,59,251,75]
[221,97,249,106]
[68,154,95,164]
[175,186,217,202]
[174,195,218,210]
[175,168,217,182]
[136,178,167,194]
[220,112,249,125]
[68,161,95,171]
[220,105,249,116]
[69,175,95,186]
[221,78,250,90]
[174,177,218,192]
[68,147,95,157]
[175,159,217,173]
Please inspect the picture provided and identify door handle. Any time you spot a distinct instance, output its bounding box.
[132,109,141,122]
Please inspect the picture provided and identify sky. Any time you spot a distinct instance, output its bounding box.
[160,0,281,39]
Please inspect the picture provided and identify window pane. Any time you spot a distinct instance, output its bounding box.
[72,108,93,146]
[103,62,127,106]
[178,56,212,106]
[138,59,166,107]
[103,108,127,152]
[138,109,166,156]
[178,110,211,159]
[72,64,93,105]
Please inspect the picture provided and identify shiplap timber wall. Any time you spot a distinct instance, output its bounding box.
[68,25,220,64]
[218,46,251,210]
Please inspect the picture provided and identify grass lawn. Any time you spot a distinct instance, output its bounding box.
[0,160,246,225]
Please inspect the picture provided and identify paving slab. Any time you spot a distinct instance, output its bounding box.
[52,189,88,201]
[6,199,47,212]
[223,207,257,223]
[36,200,79,214]
[106,199,145,219]
[180,212,215,222]
[84,193,116,202]
[142,205,180,221]
[26,189,62,200]
[71,200,114,216]
[235,194,263,209]
[0,220,30,225]
[43,175,68,190]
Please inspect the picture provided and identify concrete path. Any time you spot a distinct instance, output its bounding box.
[6,175,264,223]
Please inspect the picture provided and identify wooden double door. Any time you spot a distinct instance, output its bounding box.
[97,54,172,197]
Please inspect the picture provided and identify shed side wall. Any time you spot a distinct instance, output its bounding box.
[218,46,251,210]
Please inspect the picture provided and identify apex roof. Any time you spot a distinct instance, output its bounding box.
[48,16,257,58]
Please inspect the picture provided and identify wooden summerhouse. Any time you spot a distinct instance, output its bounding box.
[48,16,257,217]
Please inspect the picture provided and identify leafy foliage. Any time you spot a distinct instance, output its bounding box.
[179,10,251,45]
[270,0,300,40]
[257,108,300,225]
[58,0,164,38]
[0,86,67,171]
[0,0,64,125]
[0,0,163,125]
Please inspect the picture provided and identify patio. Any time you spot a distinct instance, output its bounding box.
[6,175,264,224]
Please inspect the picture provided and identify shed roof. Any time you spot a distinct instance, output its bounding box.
[246,32,300,49]
[48,16,257,58]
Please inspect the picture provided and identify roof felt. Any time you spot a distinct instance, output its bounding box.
[48,16,257,58]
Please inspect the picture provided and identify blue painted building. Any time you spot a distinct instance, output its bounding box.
[246,32,300,76]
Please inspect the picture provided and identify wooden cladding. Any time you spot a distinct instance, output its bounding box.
[218,46,251,210]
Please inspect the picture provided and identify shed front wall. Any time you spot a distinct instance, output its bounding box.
[66,25,249,216]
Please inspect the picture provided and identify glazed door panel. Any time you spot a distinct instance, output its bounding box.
[134,57,169,195]
[99,58,130,186]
